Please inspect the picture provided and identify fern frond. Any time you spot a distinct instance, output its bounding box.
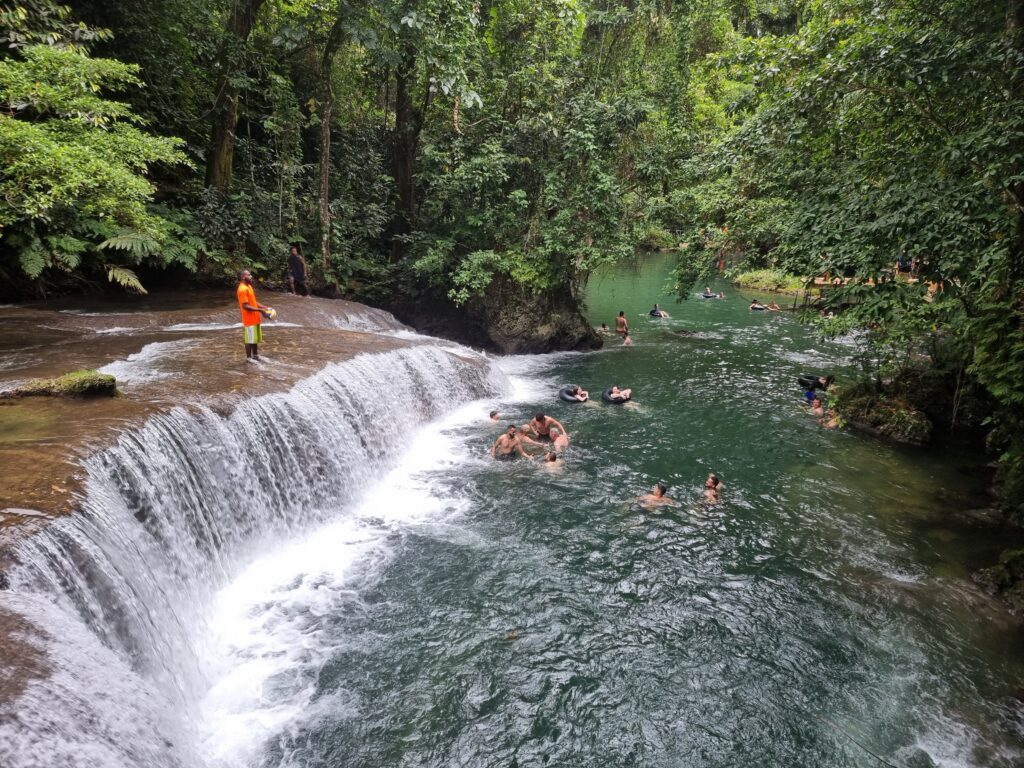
[106,266,147,294]
[98,231,158,260]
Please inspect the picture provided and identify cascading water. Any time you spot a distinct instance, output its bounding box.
[0,344,505,768]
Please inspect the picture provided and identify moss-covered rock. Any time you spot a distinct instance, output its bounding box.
[11,369,117,398]
[975,549,1024,613]
[835,381,932,446]
[731,268,806,295]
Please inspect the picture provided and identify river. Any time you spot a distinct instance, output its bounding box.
[3,255,1024,767]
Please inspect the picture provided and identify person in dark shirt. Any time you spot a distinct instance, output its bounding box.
[288,245,309,296]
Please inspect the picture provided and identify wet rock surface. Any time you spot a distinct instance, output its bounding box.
[392,278,602,354]
[0,291,416,519]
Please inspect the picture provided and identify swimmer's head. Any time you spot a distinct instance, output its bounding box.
[618,310,625,317]
[549,427,561,437]
[654,482,666,497]
[489,410,499,419]
[506,424,517,434]
[545,452,558,462]
[534,412,545,422]
[601,323,609,329]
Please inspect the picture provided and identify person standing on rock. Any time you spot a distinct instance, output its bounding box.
[237,270,273,362]
[287,245,309,296]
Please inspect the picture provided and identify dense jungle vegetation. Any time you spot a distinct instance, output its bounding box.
[1,0,1023,516]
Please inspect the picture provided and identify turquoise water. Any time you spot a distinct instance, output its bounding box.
[253,256,1024,767]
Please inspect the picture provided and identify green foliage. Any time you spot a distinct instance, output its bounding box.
[731,268,803,293]
[0,42,187,290]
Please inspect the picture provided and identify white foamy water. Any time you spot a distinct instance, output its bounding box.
[93,326,139,335]
[165,322,240,332]
[3,343,506,768]
[98,339,197,384]
[198,398,492,767]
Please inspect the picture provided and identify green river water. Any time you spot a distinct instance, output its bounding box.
[245,255,1024,767]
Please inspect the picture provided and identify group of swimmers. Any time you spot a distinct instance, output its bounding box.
[636,473,723,506]
[489,411,570,464]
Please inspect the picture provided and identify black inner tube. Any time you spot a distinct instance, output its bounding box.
[559,386,583,403]
[797,374,826,389]
[602,387,630,404]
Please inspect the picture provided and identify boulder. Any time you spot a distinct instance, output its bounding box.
[7,370,117,398]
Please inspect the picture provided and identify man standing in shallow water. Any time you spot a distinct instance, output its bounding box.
[237,270,273,361]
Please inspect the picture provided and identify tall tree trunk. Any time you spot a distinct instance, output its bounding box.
[318,16,348,275]
[205,0,266,191]
[391,51,417,260]
[1009,0,1024,280]
[390,41,429,260]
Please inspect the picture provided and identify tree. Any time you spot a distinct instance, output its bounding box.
[0,43,186,292]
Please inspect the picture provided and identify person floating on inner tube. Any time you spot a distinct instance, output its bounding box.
[649,303,670,318]
[491,424,533,460]
[749,299,767,311]
[766,299,781,311]
[702,286,717,298]
[606,386,632,402]
[569,385,588,402]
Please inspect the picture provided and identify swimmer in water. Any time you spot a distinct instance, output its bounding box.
[650,303,670,318]
[616,311,629,337]
[749,299,767,311]
[529,412,567,442]
[810,397,824,417]
[622,334,633,347]
[489,409,500,422]
[637,482,673,506]
[704,473,723,502]
[568,385,589,402]
[766,299,781,311]
[516,426,546,452]
[597,322,611,335]
[491,424,533,460]
[702,286,716,298]
[549,427,570,451]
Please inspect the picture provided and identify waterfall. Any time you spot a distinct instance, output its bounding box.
[0,344,504,768]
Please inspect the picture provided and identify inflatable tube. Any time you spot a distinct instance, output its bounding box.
[797,373,828,389]
[649,310,666,317]
[602,388,630,404]
[559,386,583,403]
[701,293,717,299]
[750,305,766,311]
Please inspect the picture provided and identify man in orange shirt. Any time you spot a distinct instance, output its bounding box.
[237,270,272,361]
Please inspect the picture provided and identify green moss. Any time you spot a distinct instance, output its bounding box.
[731,268,805,294]
[15,369,117,398]
[835,381,933,446]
